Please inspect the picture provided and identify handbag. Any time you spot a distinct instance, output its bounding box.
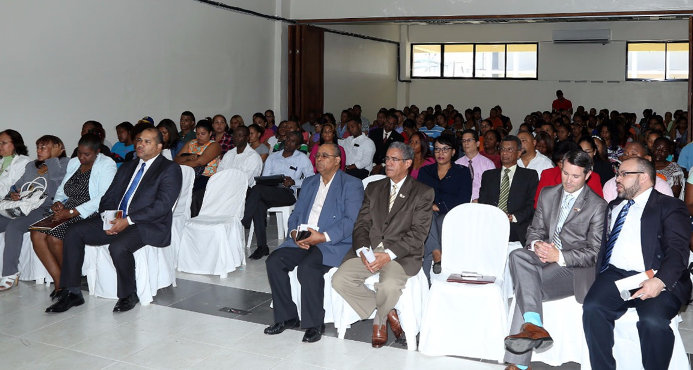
[0,177,48,219]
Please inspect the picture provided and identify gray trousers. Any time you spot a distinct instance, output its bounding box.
[332,257,408,326]
[0,207,48,276]
[504,247,575,366]
[422,211,445,283]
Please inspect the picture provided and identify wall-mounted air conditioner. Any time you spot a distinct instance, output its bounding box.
[552,29,611,44]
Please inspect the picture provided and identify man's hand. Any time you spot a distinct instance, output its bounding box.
[296,228,326,250]
[9,192,20,201]
[534,241,559,263]
[631,277,666,300]
[346,164,356,170]
[282,176,295,188]
[506,213,513,222]
[432,204,440,212]
[106,218,129,235]
[366,252,391,273]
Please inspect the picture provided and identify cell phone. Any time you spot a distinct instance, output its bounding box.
[296,230,311,241]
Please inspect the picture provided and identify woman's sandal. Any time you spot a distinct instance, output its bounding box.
[0,273,19,291]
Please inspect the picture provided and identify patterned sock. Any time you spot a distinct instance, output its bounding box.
[516,365,528,370]
[523,311,542,327]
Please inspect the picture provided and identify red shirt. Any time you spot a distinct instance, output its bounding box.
[480,151,501,168]
[552,98,573,112]
[534,166,603,208]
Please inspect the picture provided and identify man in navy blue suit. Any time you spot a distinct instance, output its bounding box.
[582,157,691,370]
[264,143,364,343]
[47,127,182,313]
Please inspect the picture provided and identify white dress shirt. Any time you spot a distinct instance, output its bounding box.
[517,150,554,179]
[120,155,159,224]
[339,134,376,171]
[375,177,407,261]
[305,172,335,242]
[608,188,651,272]
[218,146,263,187]
[262,150,314,191]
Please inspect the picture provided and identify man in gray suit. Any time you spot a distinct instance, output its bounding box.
[332,142,434,348]
[503,150,607,370]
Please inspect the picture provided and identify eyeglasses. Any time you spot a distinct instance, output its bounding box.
[461,139,476,144]
[500,147,519,153]
[384,156,407,163]
[314,153,339,159]
[433,147,453,153]
[616,171,644,178]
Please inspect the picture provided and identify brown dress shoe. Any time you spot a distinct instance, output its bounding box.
[504,322,553,354]
[505,365,532,370]
[372,324,387,348]
[386,309,403,340]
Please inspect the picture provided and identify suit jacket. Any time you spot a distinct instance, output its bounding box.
[528,184,607,303]
[345,176,435,276]
[478,166,538,245]
[369,128,404,165]
[596,190,692,305]
[98,155,182,247]
[278,170,364,267]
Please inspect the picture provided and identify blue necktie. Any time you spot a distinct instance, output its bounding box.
[119,163,145,218]
[600,199,635,273]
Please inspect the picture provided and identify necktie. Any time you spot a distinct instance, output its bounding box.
[551,194,574,249]
[600,199,635,273]
[388,184,398,212]
[119,163,146,218]
[384,132,389,143]
[498,168,510,213]
[468,158,474,180]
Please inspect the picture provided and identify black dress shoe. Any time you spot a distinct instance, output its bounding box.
[432,261,442,274]
[264,318,300,335]
[46,292,84,313]
[302,324,325,343]
[249,246,270,260]
[113,293,139,312]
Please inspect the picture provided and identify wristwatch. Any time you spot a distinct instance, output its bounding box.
[69,209,74,215]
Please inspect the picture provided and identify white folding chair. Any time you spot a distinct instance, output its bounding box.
[178,169,247,278]
[245,205,294,250]
[362,174,386,189]
[288,266,428,351]
[0,232,53,285]
[418,203,510,362]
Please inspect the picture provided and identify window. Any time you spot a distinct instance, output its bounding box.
[411,43,538,79]
[627,42,688,81]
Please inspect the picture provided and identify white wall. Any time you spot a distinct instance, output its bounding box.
[404,20,688,129]
[323,25,399,122]
[291,0,692,19]
[1,0,283,156]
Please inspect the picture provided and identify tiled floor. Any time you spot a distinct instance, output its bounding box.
[2,219,692,369]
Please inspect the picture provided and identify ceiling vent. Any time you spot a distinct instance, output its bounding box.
[552,29,611,44]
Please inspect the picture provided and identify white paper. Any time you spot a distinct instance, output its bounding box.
[357,246,376,263]
[615,270,656,301]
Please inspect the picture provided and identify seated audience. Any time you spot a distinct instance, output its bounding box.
[603,142,673,202]
[309,122,345,172]
[479,135,538,245]
[178,111,196,144]
[481,129,502,168]
[517,131,554,179]
[229,114,245,130]
[31,134,116,295]
[0,136,68,291]
[456,129,495,202]
[273,120,309,154]
[211,114,234,158]
[174,119,222,191]
[504,150,606,370]
[111,122,134,167]
[653,137,684,199]
[419,114,445,152]
[243,132,314,260]
[70,121,113,158]
[419,135,472,280]
[264,143,364,343]
[248,123,270,162]
[582,157,691,370]
[253,112,274,144]
[598,122,623,167]
[332,142,434,348]
[409,132,435,179]
[578,136,614,186]
[369,113,404,175]
[46,127,182,313]
[0,129,31,197]
[157,119,184,159]
[339,118,376,180]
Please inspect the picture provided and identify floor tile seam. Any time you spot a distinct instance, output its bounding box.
[154,284,216,307]
[100,360,155,370]
[10,313,79,338]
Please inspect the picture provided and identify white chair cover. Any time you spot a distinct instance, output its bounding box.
[0,232,53,284]
[246,205,294,250]
[362,174,386,189]
[418,203,510,362]
[288,266,428,351]
[168,166,195,269]
[178,169,247,278]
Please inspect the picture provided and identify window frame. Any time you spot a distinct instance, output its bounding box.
[625,41,689,82]
[410,42,539,80]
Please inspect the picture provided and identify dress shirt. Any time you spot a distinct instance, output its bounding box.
[602,176,672,203]
[218,146,263,187]
[517,150,554,179]
[339,134,376,171]
[456,153,495,201]
[376,177,407,261]
[608,188,652,272]
[531,186,584,266]
[262,150,314,191]
[120,155,159,225]
[304,172,335,242]
[677,142,693,172]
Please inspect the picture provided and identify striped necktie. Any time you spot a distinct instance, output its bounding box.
[388,184,398,212]
[600,199,635,273]
[551,194,574,249]
[498,168,510,212]
[119,163,146,218]
[468,158,474,180]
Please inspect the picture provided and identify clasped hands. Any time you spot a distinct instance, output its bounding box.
[291,228,326,250]
[106,218,129,235]
[533,241,560,263]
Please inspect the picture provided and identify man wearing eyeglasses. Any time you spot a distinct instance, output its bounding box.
[479,135,538,245]
[456,129,495,202]
[582,157,691,370]
[263,143,364,343]
[602,142,673,202]
[332,142,434,348]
